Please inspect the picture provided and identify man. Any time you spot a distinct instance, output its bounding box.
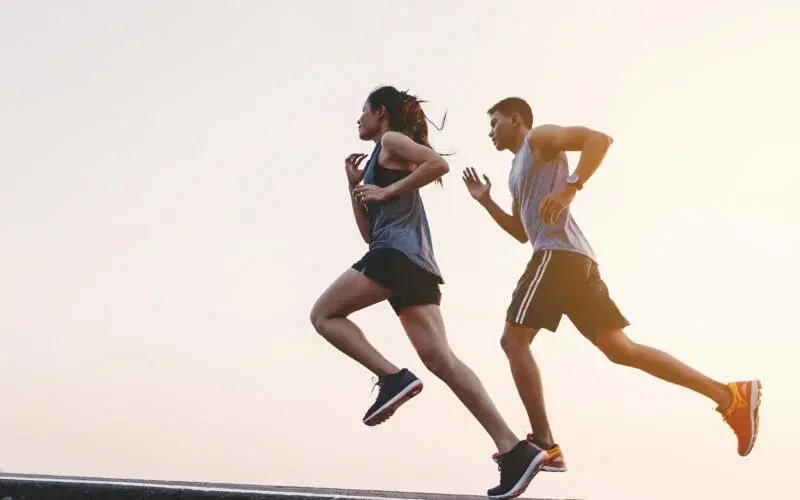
[461,96,761,472]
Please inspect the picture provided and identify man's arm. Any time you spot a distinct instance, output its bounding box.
[480,197,528,243]
[462,167,528,243]
[528,124,614,189]
[380,131,450,196]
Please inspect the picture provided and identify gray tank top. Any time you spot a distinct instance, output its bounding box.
[509,135,597,262]
[361,142,444,282]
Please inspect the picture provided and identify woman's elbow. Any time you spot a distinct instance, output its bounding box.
[434,158,450,176]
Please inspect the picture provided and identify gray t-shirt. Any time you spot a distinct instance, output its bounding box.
[508,135,597,262]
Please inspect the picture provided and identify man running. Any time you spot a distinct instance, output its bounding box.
[310,87,547,499]
[461,96,761,472]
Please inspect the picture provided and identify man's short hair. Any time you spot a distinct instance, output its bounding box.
[487,97,533,128]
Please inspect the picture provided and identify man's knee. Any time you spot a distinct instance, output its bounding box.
[594,328,637,366]
[500,323,538,357]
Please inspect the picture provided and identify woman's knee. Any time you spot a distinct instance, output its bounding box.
[309,301,326,333]
[399,305,454,377]
[416,344,455,377]
[309,296,338,334]
[310,268,387,334]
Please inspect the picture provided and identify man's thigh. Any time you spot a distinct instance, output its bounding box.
[505,250,570,332]
[565,262,630,342]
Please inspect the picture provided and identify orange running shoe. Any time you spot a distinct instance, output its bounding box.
[526,434,567,472]
[718,380,762,456]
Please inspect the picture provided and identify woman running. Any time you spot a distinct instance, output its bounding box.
[309,85,547,499]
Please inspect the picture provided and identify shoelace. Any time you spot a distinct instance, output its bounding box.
[370,375,386,397]
[492,452,506,473]
[491,449,519,474]
[721,385,746,421]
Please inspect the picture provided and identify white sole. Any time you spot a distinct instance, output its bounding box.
[487,449,548,500]
[742,379,762,456]
[362,378,423,425]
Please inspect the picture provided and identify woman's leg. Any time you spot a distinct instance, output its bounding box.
[399,304,519,454]
[399,304,546,498]
[309,268,397,376]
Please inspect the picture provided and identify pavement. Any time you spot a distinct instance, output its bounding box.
[0,473,581,500]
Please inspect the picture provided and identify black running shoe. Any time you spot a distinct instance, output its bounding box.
[362,368,423,426]
[487,440,548,499]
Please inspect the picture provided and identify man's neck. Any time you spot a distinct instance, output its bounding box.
[509,128,530,155]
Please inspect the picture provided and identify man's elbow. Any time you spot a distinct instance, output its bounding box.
[591,131,613,148]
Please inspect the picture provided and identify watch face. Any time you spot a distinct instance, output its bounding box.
[567,174,579,184]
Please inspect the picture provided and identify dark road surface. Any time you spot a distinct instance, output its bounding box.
[0,473,581,500]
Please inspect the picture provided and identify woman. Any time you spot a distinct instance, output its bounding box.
[309,85,547,499]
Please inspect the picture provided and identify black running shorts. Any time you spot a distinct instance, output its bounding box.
[506,249,630,340]
[352,248,442,315]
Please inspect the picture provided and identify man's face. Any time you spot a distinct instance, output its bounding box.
[357,100,382,140]
[488,110,516,151]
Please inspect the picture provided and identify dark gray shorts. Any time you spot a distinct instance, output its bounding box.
[506,249,630,340]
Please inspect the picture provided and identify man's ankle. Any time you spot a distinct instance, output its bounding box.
[715,383,734,412]
[529,435,555,450]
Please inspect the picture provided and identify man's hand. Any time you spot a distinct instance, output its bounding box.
[462,167,492,204]
[539,186,577,225]
[463,167,528,243]
[353,184,389,204]
[345,153,368,187]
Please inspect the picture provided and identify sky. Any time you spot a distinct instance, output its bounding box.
[1,1,799,499]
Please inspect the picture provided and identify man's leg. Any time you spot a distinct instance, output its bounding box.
[570,262,762,457]
[398,304,547,499]
[502,250,571,472]
[591,327,761,456]
[592,328,730,405]
[500,324,554,448]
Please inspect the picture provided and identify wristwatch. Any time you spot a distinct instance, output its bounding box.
[566,173,583,190]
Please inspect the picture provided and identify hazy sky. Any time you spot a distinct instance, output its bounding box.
[1,1,798,499]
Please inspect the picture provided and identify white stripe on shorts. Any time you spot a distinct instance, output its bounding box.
[515,250,552,325]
